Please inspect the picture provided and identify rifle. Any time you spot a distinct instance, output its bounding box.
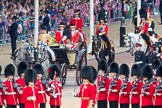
[142,78,153,96]
[120,78,128,95]
[0,79,7,95]
[155,81,162,95]
[98,72,109,90]
[13,78,22,94]
[109,75,119,90]
[131,77,141,92]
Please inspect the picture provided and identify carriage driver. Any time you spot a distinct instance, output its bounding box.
[65,24,84,49]
[38,26,56,62]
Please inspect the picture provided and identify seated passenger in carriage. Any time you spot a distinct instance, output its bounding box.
[38,26,55,62]
[55,22,69,45]
[65,24,84,49]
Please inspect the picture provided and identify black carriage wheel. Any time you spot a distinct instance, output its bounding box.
[76,54,87,86]
[60,63,67,87]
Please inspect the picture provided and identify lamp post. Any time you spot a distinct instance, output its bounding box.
[34,0,39,45]
[137,0,141,27]
[87,0,94,54]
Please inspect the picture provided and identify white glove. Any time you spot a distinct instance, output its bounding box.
[73,92,78,97]
[62,36,67,41]
[53,94,57,98]
[31,96,36,101]
[99,33,102,36]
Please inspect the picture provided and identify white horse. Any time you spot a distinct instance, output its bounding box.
[124,32,148,55]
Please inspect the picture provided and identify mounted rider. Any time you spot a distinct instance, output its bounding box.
[96,3,111,58]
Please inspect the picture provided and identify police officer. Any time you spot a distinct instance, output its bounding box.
[134,43,146,69]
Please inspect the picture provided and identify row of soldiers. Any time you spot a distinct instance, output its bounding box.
[73,59,162,108]
[0,62,62,108]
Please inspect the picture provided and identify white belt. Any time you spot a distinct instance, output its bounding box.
[38,91,45,94]
[148,63,152,65]
[135,61,143,64]
[6,92,16,95]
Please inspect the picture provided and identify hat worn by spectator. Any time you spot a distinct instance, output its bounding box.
[135,43,142,47]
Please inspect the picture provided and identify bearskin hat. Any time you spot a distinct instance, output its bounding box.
[98,59,108,73]
[48,64,61,80]
[156,65,162,77]
[119,64,130,78]
[109,62,119,73]
[0,65,2,75]
[142,65,153,80]
[33,64,44,75]
[90,66,98,83]
[25,69,37,85]
[4,64,15,78]
[139,8,147,19]
[17,61,28,76]
[81,66,93,81]
[131,64,141,78]
[152,60,160,70]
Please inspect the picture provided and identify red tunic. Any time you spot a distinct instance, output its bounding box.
[0,89,4,105]
[23,86,38,108]
[47,80,62,106]
[153,81,162,106]
[108,78,121,101]
[71,31,81,43]
[70,17,83,32]
[119,81,131,104]
[97,76,109,100]
[55,31,64,44]
[78,83,96,108]
[138,21,149,34]
[3,80,18,105]
[16,78,26,104]
[141,83,155,106]
[130,80,143,104]
[96,23,109,36]
[35,80,47,104]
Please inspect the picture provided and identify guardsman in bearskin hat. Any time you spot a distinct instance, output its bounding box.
[74,65,96,108]
[23,69,38,108]
[108,62,120,108]
[33,64,47,108]
[119,64,131,108]
[141,65,154,108]
[90,66,98,107]
[3,64,18,108]
[55,22,67,45]
[130,64,142,108]
[70,9,83,33]
[0,65,4,108]
[153,65,162,108]
[47,64,62,108]
[134,43,146,69]
[96,59,109,108]
[16,61,28,108]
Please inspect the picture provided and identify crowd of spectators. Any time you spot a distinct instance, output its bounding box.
[0,0,161,44]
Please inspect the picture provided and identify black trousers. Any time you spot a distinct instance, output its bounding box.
[132,104,140,108]
[50,105,60,108]
[120,103,129,108]
[11,37,17,56]
[97,100,107,108]
[141,106,153,108]
[40,103,46,108]
[109,101,118,108]
[7,105,16,108]
[19,103,25,108]
[0,105,2,108]
[154,106,162,108]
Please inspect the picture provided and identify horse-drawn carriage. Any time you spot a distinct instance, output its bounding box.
[12,38,87,87]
